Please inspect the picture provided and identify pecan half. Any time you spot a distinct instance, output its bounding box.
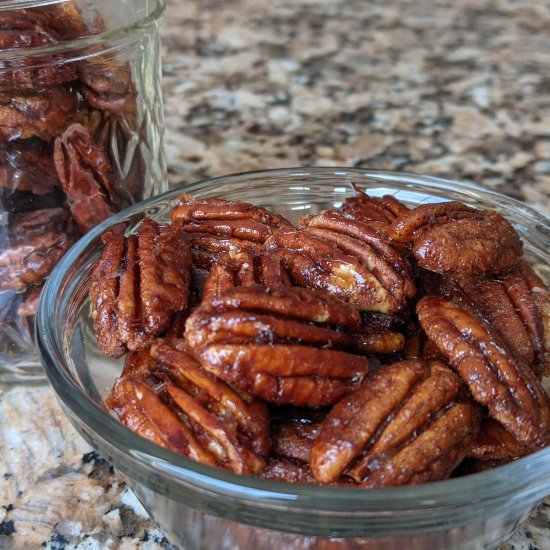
[186,284,369,406]
[79,59,135,113]
[388,202,523,276]
[0,207,75,291]
[467,419,541,462]
[265,188,415,314]
[0,139,60,196]
[0,86,78,142]
[416,296,550,445]
[337,184,410,231]
[108,340,269,474]
[266,225,415,314]
[53,122,117,233]
[450,263,550,376]
[271,408,326,464]
[0,10,77,91]
[89,218,192,357]
[171,195,292,269]
[202,250,291,302]
[311,360,480,486]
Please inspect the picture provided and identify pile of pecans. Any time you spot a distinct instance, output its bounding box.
[91,186,550,487]
[0,2,136,346]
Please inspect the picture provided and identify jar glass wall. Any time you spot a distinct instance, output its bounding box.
[0,0,166,382]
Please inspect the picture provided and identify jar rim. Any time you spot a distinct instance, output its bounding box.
[0,0,165,63]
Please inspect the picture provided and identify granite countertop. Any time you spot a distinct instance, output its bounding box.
[2,0,550,548]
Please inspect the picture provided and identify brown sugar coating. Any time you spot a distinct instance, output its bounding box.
[186,283,369,406]
[171,194,292,269]
[311,360,480,486]
[388,201,523,277]
[0,86,78,142]
[416,296,550,445]
[89,218,192,357]
[91,188,550,488]
[108,341,269,474]
[266,189,415,314]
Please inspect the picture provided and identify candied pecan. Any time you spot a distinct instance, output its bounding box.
[0,139,60,196]
[171,195,292,269]
[265,222,415,314]
[108,339,268,474]
[416,296,550,445]
[339,184,410,229]
[311,360,480,486]
[79,59,135,113]
[186,284,369,406]
[202,250,292,302]
[265,189,415,314]
[271,408,326,464]
[89,218,192,357]
[0,86,78,142]
[0,207,75,291]
[0,8,82,91]
[450,264,550,376]
[467,419,541,462]
[54,122,117,233]
[151,338,270,459]
[388,202,522,277]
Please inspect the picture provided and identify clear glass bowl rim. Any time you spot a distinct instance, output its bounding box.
[0,0,165,63]
[36,167,550,515]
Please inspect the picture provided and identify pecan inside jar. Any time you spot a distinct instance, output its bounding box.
[89,218,192,357]
[0,207,76,292]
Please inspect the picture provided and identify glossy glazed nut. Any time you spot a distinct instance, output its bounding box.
[0,10,78,91]
[271,408,326,464]
[108,376,220,467]
[54,122,117,233]
[416,296,550,445]
[171,195,292,269]
[0,86,78,142]
[186,284,369,406]
[467,419,539,462]
[337,183,410,231]
[0,139,60,196]
[78,59,135,113]
[201,250,291,302]
[89,218,192,357]
[0,207,75,292]
[311,360,480,486]
[151,339,270,464]
[388,202,523,277]
[108,340,269,475]
[265,225,415,314]
[453,265,550,376]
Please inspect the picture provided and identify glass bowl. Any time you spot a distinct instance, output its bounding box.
[36,168,550,550]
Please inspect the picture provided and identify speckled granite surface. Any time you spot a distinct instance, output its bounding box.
[2,0,550,548]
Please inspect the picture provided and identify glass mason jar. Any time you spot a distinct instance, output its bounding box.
[0,0,167,382]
